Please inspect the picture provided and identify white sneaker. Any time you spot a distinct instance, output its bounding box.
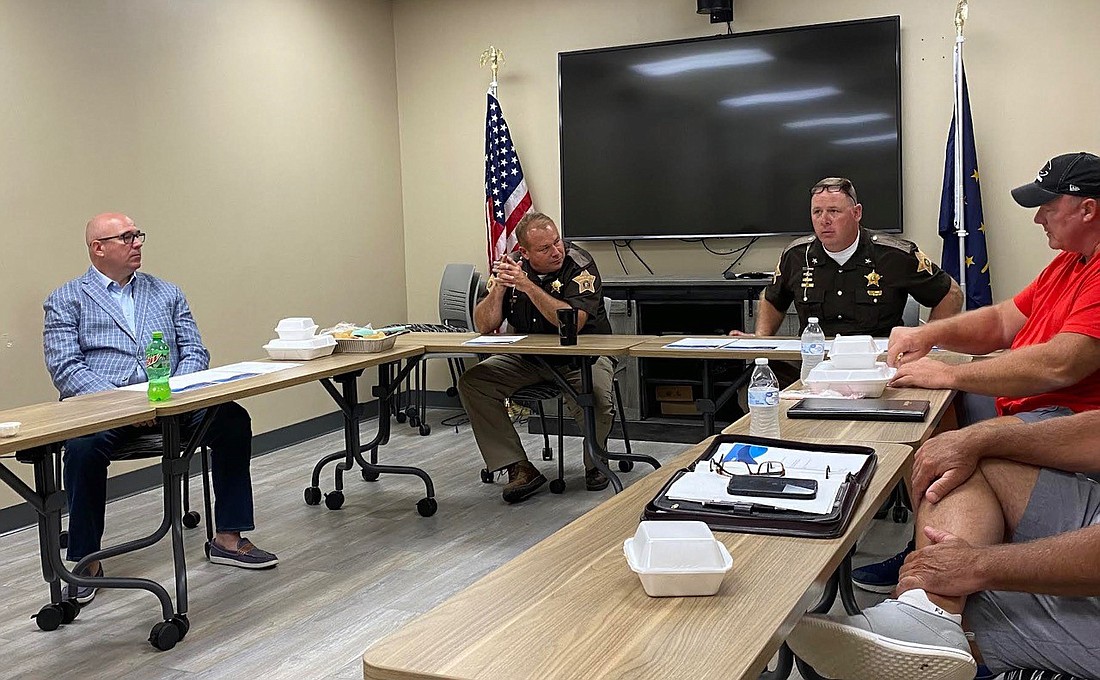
[786,591,976,680]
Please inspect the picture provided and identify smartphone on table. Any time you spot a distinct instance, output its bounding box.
[725,475,818,500]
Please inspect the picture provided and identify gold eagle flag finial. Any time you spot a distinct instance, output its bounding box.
[954,0,968,38]
[480,45,505,85]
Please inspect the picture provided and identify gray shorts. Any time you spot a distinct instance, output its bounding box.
[956,393,1074,427]
[964,468,1100,675]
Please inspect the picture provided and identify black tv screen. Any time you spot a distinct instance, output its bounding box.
[558,17,902,240]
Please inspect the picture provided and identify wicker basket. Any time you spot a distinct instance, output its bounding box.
[333,334,398,353]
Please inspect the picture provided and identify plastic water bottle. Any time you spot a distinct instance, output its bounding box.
[145,331,171,402]
[748,358,780,438]
[800,316,826,382]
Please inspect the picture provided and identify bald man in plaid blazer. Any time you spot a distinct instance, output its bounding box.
[43,213,277,605]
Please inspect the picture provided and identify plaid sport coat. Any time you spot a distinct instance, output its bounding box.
[44,266,210,399]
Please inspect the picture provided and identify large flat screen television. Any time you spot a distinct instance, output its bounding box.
[558,16,902,241]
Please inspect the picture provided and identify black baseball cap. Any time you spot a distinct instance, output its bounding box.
[1011,152,1100,207]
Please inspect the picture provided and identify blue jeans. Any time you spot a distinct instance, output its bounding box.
[63,401,256,562]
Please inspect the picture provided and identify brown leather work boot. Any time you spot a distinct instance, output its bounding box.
[585,466,610,492]
[502,460,546,504]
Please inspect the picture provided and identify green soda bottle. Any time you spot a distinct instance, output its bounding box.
[146,331,172,402]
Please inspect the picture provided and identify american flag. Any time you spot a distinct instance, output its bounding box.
[485,91,533,267]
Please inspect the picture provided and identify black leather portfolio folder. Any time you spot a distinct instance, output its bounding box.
[787,398,930,422]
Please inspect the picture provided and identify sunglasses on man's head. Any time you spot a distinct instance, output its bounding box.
[810,179,856,202]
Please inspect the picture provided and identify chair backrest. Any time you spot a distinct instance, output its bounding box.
[901,295,920,327]
[438,264,478,330]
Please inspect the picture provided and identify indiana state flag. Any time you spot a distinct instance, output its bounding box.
[938,70,993,309]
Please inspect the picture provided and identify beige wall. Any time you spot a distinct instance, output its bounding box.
[0,0,406,508]
[5,0,1100,512]
[395,0,1100,324]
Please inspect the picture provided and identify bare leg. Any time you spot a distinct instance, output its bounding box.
[906,459,1040,614]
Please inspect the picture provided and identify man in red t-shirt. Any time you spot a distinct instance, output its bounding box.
[889,151,1100,417]
[850,151,1100,595]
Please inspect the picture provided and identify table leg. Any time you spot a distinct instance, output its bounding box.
[532,357,661,494]
[306,360,436,517]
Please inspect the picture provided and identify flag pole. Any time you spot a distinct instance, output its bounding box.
[481,45,504,98]
[953,0,969,302]
[481,46,505,269]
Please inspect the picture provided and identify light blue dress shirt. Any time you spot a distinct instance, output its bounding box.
[91,267,140,381]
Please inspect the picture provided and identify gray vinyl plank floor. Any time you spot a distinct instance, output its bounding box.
[0,410,904,679]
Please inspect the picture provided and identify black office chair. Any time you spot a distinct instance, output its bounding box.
[478,369,635,494]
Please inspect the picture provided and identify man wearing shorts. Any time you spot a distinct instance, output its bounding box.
[854,151,1100,592]
[786,410,1100,679]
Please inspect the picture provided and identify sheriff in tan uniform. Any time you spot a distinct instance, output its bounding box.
[458,212,614,504]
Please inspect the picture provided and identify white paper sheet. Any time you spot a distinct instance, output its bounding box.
[117,361,300,393]
[662,337,735,349]
[462,335,527,345]
[723,338,803,351]
[663,442,868,515]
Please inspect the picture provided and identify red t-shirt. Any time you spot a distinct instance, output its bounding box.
[998,250,1100,415]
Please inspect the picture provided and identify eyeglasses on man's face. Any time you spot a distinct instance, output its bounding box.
[97,230,146,246]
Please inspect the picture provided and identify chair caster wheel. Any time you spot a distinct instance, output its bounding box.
[395,411,407,423]
[172,614,190,640]
[361,469,380,482]
[445,386,458,397]
[60,599,80,624]
[541,448,553,461]
[34,604,63,631]
[304,487,322,506]
[891,506,909,523]
[618,460,634,473]
[325,490,345,510]
[149,619,182,651]
[404,406,418,419]
[59,531,69,550]
[182,511,201,529]
[873,505,889,520]
[416,497,438,517]
[418,424,431,436]
[549,479,566,494]
[480,468,494,484]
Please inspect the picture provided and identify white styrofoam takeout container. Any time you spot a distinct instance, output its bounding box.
[623,520,733,597]
[274,317,319,341]
[263,335,336,361]
[0,422,21,438]
[828,334,879,370]
[805,360,897,397]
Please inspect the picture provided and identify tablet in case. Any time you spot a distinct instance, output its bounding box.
[642,435,877,539]
[787,398,930,422]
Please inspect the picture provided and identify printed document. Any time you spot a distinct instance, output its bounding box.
[463,335,527,345]
[118,361,300,394]
[662,337,735,349]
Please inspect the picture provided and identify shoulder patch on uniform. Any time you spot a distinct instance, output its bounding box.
[780,234,816,256]
[565,243,593,268]
[865,229,915,254]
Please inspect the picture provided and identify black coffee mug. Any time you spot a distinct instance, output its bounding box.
[557,307,579,346]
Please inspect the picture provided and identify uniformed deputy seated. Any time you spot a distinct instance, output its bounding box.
[745,176,963,340]
[458,211,615,503]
